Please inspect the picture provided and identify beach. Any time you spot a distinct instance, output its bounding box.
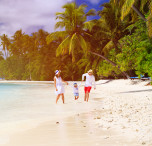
[0,80,152,146]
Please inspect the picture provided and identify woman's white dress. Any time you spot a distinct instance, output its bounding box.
[55,76,64,95]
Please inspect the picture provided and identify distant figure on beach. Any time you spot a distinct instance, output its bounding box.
[54,70,68,104]
[69,82,81,100]
[82,69,96,102]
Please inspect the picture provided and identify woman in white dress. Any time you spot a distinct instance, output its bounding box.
[54,70,68,104]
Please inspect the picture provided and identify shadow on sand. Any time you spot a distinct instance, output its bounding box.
[120,89,152,93]
[97,80,113,85]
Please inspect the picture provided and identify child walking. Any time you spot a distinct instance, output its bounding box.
[70,82,81,100]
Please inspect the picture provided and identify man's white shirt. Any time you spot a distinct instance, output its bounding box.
[82,73,96,88]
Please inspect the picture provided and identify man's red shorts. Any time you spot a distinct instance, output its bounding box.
[84,86,92,93]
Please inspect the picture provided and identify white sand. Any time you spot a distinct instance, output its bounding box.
[94,79,152,145]
[0,79,152,146]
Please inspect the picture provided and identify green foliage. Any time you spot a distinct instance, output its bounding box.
[0,56,26,80]
[97,19,152,78]
[115,19,152,77]
[97,49,122,78]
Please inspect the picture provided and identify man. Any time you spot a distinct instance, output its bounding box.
[82,69,96,102]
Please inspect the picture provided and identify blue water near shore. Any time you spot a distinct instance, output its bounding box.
[0,83,27,100]
[0,83,53,123]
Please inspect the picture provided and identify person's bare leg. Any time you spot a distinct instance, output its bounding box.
[84,93,87,101]
[85,92,89,101]
[86,92,89,102]
[61,94,64,104]
[75,96,78,100]
[56,94,60,104]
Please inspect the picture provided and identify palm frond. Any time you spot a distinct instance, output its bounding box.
[121,0,136,20]
[56,36,70,56]
[147,1,152,38]
[83,32,92,38]
[46,31,68,44]
[77,4,87,13]
[110,0,125,7]
[56,12,64,16]
[77,58,90,69]
[69,33,77,54]
[100,3,112,9]
[55,21,65,30]
[78,35,88,53]
[85,9,96,16]
[147,12,152,38]
[84,20,96,31]
[102,41,114,55]
[149,1,152,13]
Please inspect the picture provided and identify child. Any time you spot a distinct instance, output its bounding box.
[70,82,81,100]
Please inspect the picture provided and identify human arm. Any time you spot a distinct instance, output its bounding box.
[82,73,87,81]
[93,76,96,89]
[68,83,73,88]
[78,82,82,87]
[62,78,68,85]
[54,77,58,91]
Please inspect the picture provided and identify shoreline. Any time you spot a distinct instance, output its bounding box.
[0,79,151,86]
[0,80,54,84]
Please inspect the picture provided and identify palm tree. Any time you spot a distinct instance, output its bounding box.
[0,34,10,58]
[121,0,152,38]
[10,30,25,56]
[46,2,96,62]
[97,2,132,53]
[121,0,151,21]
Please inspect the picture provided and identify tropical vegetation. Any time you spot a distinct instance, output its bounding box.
[0,0,152,81]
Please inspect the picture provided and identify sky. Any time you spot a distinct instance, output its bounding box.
[76,0,109,20]
[0,0,109,37]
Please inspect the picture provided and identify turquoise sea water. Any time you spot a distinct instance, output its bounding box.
[0,83,53,123]
[0,83,28,100]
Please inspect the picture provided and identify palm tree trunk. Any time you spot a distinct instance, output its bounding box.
[29,59,32,81]
[132,4,147,22]
[90,51,130,79]
[6,46,9,58]
[2,44,7,59]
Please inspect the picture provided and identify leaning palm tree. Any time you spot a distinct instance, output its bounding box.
[121,0,151,21]
[87,2,132,78]
[121,0,152,38]
[46,2,96,62]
